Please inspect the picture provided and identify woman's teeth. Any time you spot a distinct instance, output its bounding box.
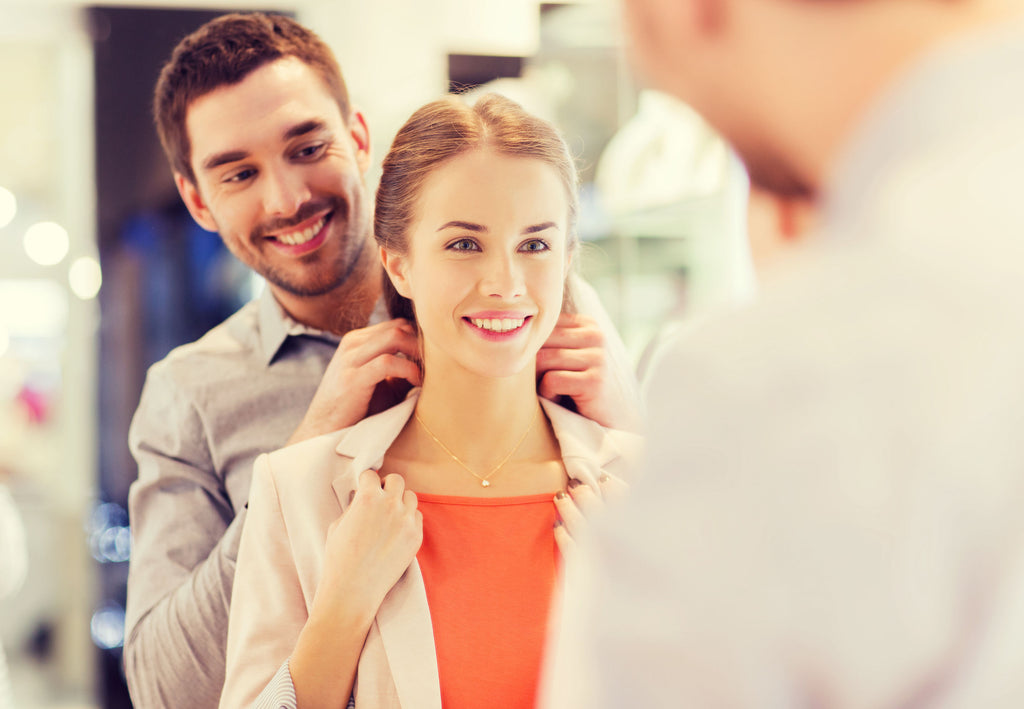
[471,317,525,332]
[276,216,326,245]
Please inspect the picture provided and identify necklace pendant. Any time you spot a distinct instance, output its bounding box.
[481,479,491,488]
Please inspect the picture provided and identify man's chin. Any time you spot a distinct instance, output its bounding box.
[739,148,816,200]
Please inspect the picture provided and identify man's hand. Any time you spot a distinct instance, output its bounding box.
[537,313,636,430]
[288,319,421,445]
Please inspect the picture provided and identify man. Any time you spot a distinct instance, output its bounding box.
[125,13,638,708]
[550,0,1024,706]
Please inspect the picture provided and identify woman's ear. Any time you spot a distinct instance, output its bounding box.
[380,245,413,298]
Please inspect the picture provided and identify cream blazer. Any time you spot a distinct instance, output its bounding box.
[220,390,641,709]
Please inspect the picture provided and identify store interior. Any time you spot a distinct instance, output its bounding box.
[0,1,754,706]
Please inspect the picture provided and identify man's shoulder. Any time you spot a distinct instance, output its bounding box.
[146,300,264,385]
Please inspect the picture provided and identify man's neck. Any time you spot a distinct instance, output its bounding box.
[793,0,1024,194]
[269,237,382,336]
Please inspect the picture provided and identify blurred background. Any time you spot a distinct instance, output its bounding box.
[0,0,754,706]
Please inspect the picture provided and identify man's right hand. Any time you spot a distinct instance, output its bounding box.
[288,319,421,445]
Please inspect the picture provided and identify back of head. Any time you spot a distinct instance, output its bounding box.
[374,93,580,325]
[153,12,350,185]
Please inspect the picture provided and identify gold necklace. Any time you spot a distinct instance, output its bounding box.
[414,407,539,487]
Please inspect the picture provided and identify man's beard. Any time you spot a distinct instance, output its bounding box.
[738,142,816,200]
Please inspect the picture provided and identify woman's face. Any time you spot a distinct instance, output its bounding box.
[383,147,571,380]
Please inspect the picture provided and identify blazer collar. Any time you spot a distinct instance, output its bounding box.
[332,387,632,486]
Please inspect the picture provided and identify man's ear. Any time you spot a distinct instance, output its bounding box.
[174,173,218,232]
[380,245,413,298]
[348,110,372,175]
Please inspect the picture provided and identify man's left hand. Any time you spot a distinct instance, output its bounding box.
[537,313,637,430]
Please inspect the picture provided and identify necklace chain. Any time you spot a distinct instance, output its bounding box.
[414,408,539,487]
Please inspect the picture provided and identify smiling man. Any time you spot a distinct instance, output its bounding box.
[125,13,639,709]
[546,0,1024,707]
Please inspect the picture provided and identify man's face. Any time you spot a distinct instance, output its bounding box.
[622,0,813,198]
[177,57,372,298]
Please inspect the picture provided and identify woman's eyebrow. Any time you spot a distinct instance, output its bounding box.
[523,221,557,234]
[436,221,558,234]
[437,221,486,232]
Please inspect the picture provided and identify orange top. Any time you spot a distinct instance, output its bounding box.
[415,492,560,709]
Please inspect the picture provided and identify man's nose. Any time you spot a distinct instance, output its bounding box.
[262,165,311,217]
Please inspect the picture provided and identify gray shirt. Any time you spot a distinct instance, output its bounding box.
[124,287,357,709]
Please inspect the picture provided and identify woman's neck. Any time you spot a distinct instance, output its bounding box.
[414,362,544,473]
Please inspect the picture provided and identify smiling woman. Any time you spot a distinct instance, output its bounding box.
[219,93,641,709]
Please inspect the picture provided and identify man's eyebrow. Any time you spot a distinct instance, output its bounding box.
[199,120,330,172]
[201,150,249,172]
[437,221,487,232]
[284,119,327,141]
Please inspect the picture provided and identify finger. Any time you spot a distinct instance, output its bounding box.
[341,318,416,346]
[356,469,383,494]
[554,521,575,557]
[538,369,597,401]
[347,327,421,368]
[554,490,587,539]
[535,346,601,374]
[402,489,418,511]
[358,353,423,389]
[597,473,628,500]
[567,481,602,517]
[541,315,603,350]
[381,473,406,495]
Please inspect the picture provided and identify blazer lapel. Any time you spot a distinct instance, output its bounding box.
[540,397,642,488]
[330,389,442,708]
[374,561,443,709]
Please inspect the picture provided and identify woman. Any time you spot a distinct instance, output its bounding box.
[220,93,640,709]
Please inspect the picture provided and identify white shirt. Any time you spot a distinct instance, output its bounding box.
[549,16,1024,709]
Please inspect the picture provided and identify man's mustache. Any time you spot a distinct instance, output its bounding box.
[252,196,347,238]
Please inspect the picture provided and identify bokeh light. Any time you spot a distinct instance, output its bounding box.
[69,256,103,300]
[23,221,69,266]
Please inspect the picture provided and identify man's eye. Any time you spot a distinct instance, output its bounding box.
[519,239,550,253]
[448,238,479,252]
[224,169,256,183]
[294,143,327,160]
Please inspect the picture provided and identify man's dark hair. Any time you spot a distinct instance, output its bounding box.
[153,12,351,185]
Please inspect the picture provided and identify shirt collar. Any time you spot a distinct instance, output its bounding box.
[256,286,340,366]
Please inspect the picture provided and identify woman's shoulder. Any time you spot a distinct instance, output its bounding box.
[540,397,644,468]
[259,429,359,497]
[258,395,420,498]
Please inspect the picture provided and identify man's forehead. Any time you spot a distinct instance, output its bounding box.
[185,58,345,165]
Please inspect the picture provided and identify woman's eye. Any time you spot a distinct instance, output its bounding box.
[448,238,480,252]
[519,239,550,253]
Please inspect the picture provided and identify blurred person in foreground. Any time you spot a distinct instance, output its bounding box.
[126,13,639,708]
[546,0,1024,706]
